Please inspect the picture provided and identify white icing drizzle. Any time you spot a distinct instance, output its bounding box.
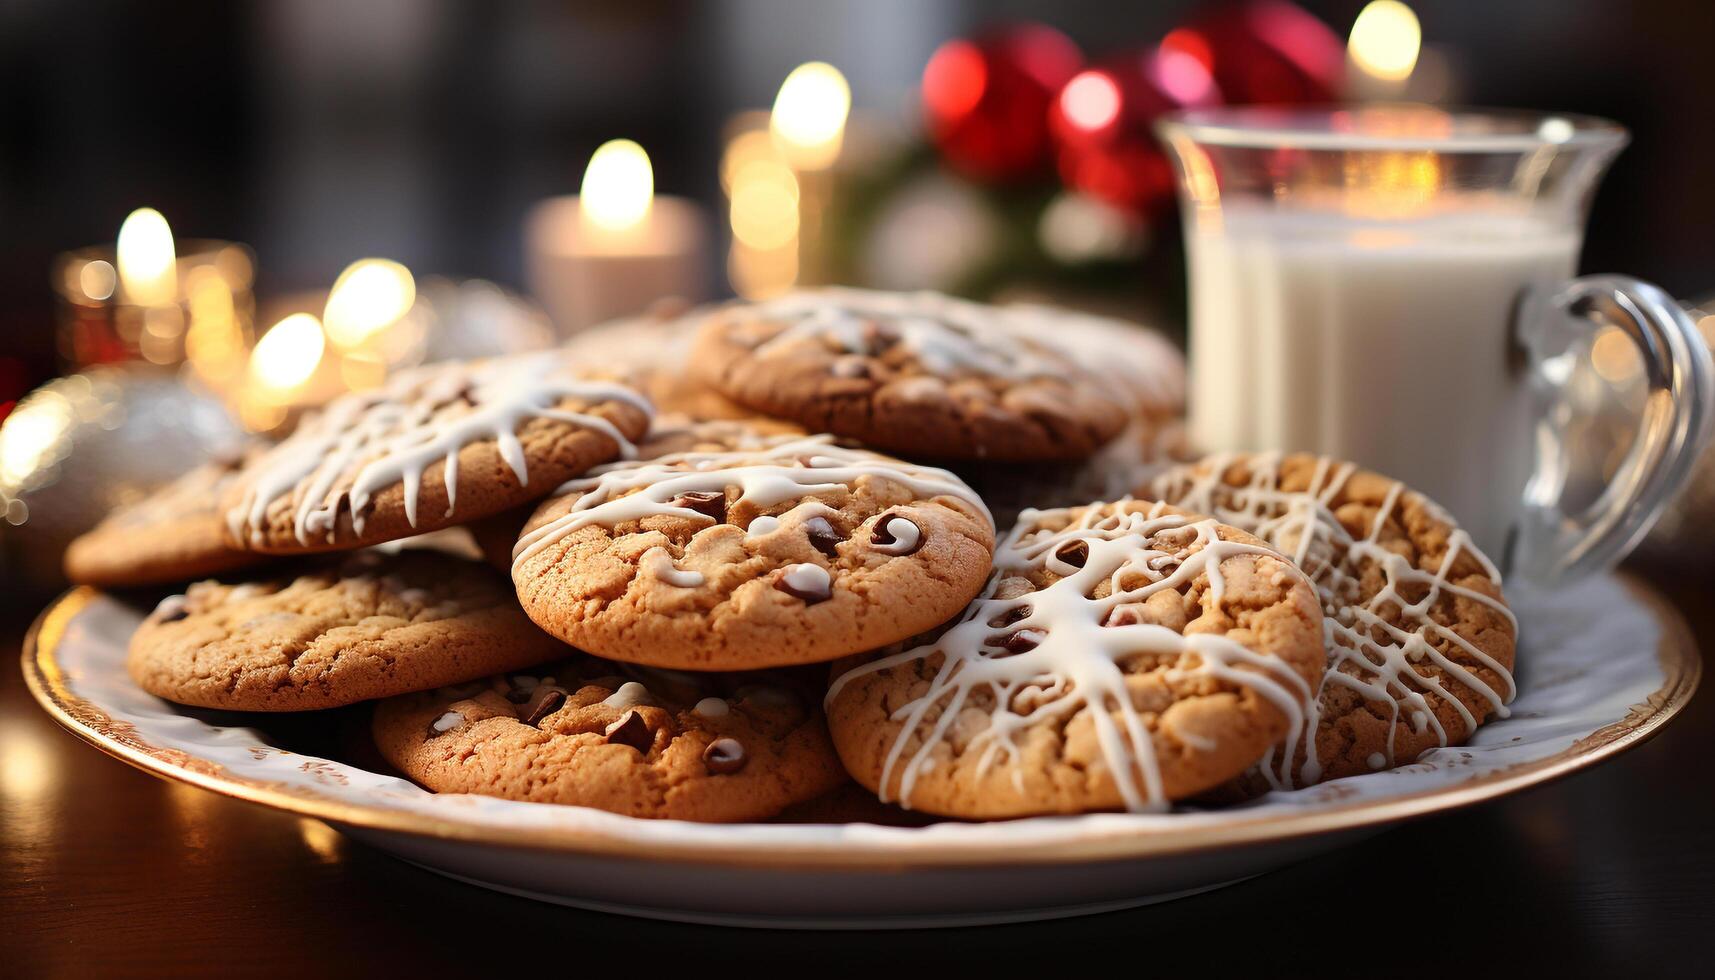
[826,504,1315,813]
[780,562,830,594]
[642,547,705,588]
[227,352,652,546]
[601,681,653,710]
[511,436,991,567]
[733,289,1060,379]
[744,515,781,538]
[693,697,730,718]
[873,516,921,555]
[1148,453,1518,787]
[730,289,1183,419]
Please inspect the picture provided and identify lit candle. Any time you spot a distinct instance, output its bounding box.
[724,63,855,298]
[52,207,254,369]
[524,139,710,334]
[1345,0,1421,100]
[238,311,336,432]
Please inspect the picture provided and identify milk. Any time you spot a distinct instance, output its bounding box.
[1186,211,1580,555]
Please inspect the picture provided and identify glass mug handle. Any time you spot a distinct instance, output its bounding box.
[1512,275,1715,584]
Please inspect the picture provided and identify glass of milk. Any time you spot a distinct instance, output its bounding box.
[1157,106,1712,584]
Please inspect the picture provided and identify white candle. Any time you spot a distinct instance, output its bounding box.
[525,140,709,334]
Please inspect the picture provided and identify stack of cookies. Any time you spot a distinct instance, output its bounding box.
[67,288,1517,822]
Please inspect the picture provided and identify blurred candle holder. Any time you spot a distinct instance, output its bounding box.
[525,139,710,335]
[52,208,255,372]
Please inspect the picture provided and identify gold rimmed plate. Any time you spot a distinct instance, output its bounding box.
[24,574,1699,928]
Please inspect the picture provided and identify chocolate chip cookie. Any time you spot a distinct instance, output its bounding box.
[372,656,847,821]
[826,500,1325,817]
[1143,452,1518,786]
[689,289,1135,461]
[128,551,563,711]
[222,351,652,554]
[512,434,996,670]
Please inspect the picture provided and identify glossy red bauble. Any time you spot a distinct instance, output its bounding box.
[922,23,1082,184]
[1047,44,1222,218]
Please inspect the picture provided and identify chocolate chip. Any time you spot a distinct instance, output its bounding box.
[604,709,653,752]
[1054,540,1089,568]
[522,688,566,726]
[669,490,726,524]
[702,738,748,775]
[803,516,843,558]
[995,629,1046,655]
[870,511,922,555]
[505,688,533,704]
[988,604,1032,628]
[775,563,832,604]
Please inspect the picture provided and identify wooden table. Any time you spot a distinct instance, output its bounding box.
[3,560,1710,977]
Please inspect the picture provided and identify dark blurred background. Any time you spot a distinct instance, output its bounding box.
[2,0,1713,398]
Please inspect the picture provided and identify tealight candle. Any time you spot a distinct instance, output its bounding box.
[524,140,710,334]
[52,207,255,370]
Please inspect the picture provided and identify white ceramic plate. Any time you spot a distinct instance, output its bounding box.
[24,573,1698,928]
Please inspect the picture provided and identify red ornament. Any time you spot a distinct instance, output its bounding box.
[1173,0,1344,105]
[922,24,1082,184]
[1047,44,1221,218]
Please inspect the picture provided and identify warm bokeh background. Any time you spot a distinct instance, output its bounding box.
[3,0,1713,390]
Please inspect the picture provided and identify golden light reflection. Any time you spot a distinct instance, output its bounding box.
[729,159,800,251]
[297,819,345,864]
[116,207,178,306]
[0,720,58,801]
[770,62,851,170]
[79,259,117,302]
[249,313,327,392]
[183,266,246,384]
[721,128,776,193]
[323,258,416,350]
[1348,1,1422,83]
[0,390,74,487]
[728,239,799,300]
[579,139,655,234]
[1591,326,1643,384]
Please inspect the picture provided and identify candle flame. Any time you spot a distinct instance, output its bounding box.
[250,313,326,392]
[116,207,178,306]
[579,139,654,233]
[770,62,851,169]
[323,258,416,349]
[1348,1,1421,83]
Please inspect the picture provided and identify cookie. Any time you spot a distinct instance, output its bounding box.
[372,656,847,821]
[825,500,1325,817]
[1143,453,1518,786]
[511,433,996,670]
[565,306,760,422]
[689,289,1137,461]
[222,351,652,553]
[945,308,1189,529]
[64,454,262,587]
[128,551,563,711]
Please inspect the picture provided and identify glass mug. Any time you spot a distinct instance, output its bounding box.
[1156,106,1713,584]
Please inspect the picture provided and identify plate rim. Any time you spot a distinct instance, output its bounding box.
[22,576,1701,871]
